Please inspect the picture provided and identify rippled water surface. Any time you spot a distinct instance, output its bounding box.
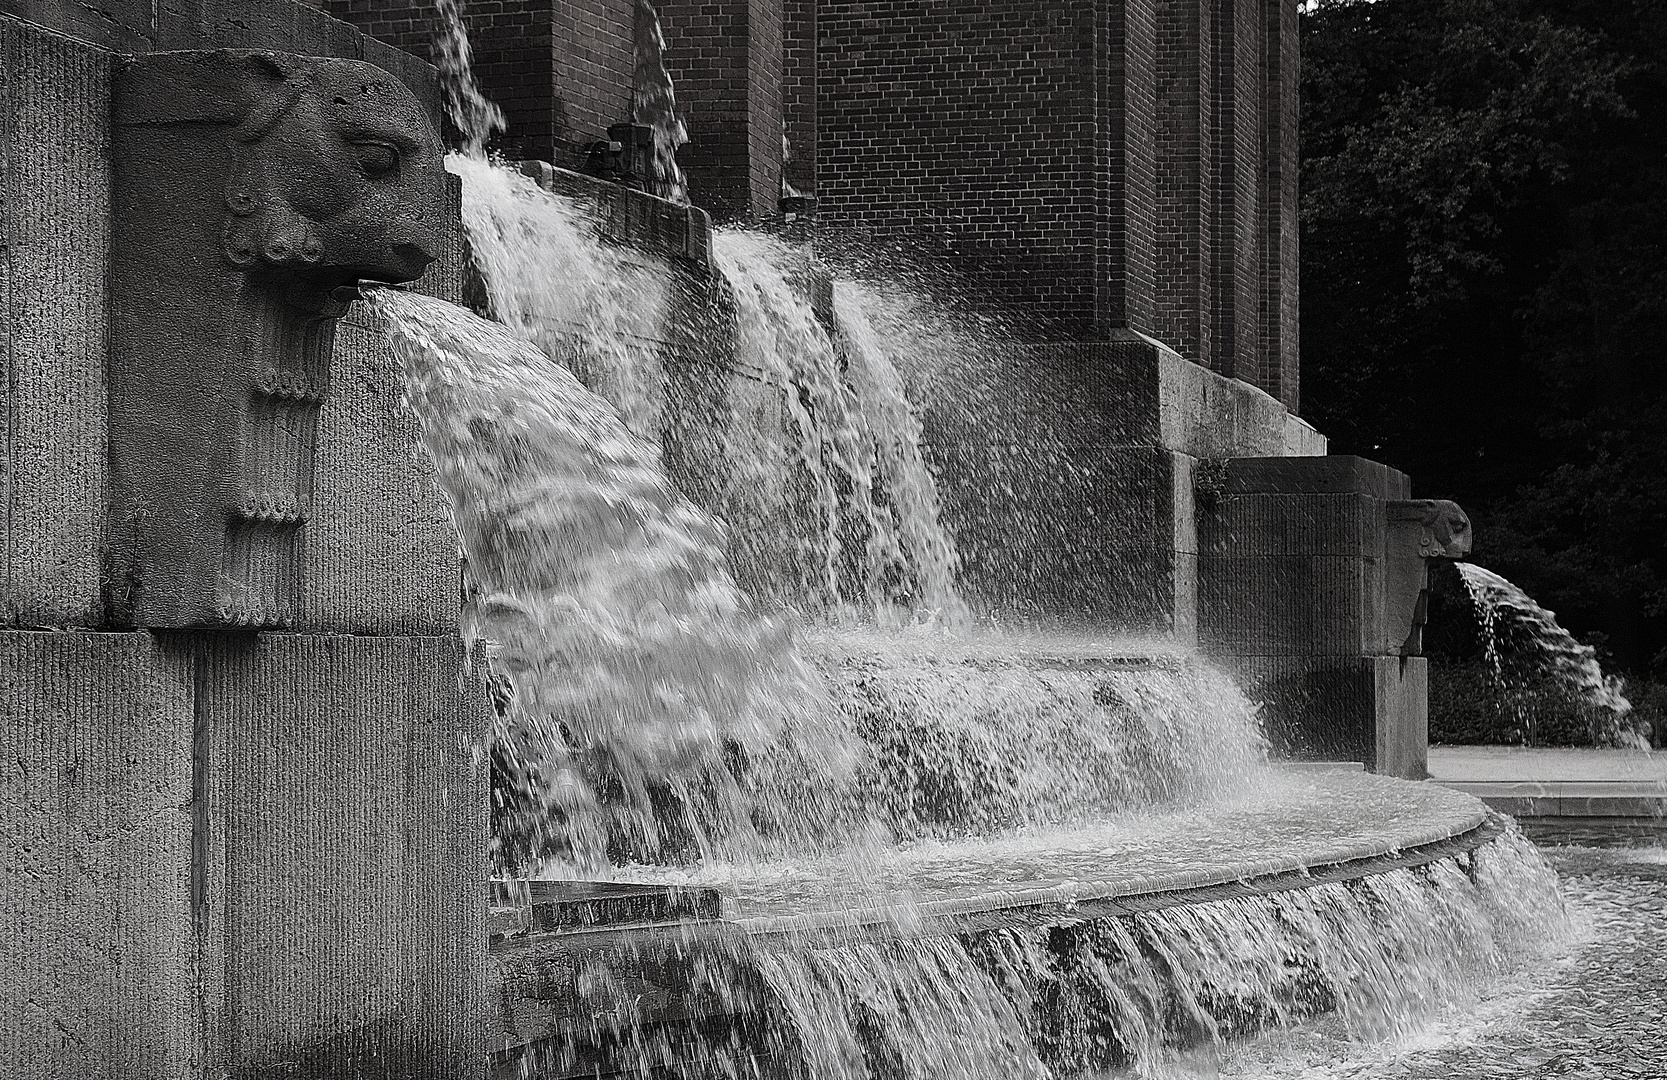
[1140,839,1667,1079]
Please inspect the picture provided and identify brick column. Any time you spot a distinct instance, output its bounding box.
[1101,0,1159,337]
[781,0,816,196]
[656,0,785,220]
[1152,0,1215,366]
[1206,0,1263,380]
[1259,0,1300,410]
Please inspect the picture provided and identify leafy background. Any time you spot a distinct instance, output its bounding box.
[1301,0,1667,744]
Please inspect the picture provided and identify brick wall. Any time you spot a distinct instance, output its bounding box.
[309,0,1303,407]
[807,0,1301,401]
[811,0,1110,338]
[654,0,784,220]
[313,0,632,164]
[781,0,815,195]
[1259,0,1300,410]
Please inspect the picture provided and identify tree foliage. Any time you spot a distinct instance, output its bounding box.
[1302,0,1667,674]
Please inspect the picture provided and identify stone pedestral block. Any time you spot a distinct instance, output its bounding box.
[1222,654,1428,777]
[1,630,491,1080]
[916,336,1316,632]
[193,632,490,1079]
[1199,456,1455,779]
[1,631,198,1080]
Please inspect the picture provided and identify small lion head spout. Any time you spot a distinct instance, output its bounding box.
[1388,499,1473,559]
[218,55,446,303]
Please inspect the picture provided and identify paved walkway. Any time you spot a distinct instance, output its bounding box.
[1428,745,1667,816]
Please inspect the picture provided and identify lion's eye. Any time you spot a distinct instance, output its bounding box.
[352,141,399,178]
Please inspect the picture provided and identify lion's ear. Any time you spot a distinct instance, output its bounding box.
[231,55,316,144]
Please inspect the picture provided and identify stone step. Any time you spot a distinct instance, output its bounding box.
[1432,779,1667,817]
[491,880,727,939]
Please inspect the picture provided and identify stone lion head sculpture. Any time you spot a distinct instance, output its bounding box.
[214,53,447,298]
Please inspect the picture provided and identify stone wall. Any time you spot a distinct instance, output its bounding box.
[916,334,1323,635]
[1198,456,1433,777]
[0,5,491,1077]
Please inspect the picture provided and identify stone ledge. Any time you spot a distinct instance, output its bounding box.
[1434,779,1667,818]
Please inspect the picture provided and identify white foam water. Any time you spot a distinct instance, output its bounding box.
[365,286,857,870]
[564,828,1566,1079]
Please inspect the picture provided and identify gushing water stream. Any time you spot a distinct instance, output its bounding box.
[379,10,1586,1079]
[366,286,857,869]
[631,0,689,202]
[1457,562,1638,746]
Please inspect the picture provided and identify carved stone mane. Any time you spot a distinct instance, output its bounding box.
[1388,499,1473,560]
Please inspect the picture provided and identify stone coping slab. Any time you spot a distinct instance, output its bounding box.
[1429,746,1667,817]
[573,769,1489,939]
[1428,744,1667,783]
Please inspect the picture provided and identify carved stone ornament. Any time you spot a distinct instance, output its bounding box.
[1387,499,1473,560]
[109,51,447,628]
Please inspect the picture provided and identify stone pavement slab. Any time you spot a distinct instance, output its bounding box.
[1428,745,1667,817]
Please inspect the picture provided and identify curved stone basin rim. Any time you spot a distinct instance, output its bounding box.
[518,772,1495,944]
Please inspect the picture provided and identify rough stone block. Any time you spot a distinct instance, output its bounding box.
[1223,654,1377,767]
[1222,455,1411,499]
[0,22,109,628]
[1200,492,1383,558]
[194,632,491,1080]
[1199,555,1375,656]
[1283,413,1327,457]
[1220,649,1427,779]
[0,630,196,1080]
[1374,655,1428,780]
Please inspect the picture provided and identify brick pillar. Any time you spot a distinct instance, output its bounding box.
[1259,0,1300,411]
[781,0,816,196]
[1153,0,1214,366]
[656,0,784,220]
[1205,0,1263,380]
[1100,0,1159,337]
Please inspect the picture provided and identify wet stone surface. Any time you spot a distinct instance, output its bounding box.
[1147,838,1667,1079]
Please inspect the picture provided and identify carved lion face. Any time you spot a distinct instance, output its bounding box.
[221,57,448,299]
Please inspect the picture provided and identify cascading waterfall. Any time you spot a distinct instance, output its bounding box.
[452,152,966,620]
[399,156,1271,875]
[448,153,675,440]
[714,231,967,619]
[365,286,860,869]
[586,827,1566,1079]
[1457,562,1639,746]
[808,637,1264,839]
[393,20,1573,1074]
